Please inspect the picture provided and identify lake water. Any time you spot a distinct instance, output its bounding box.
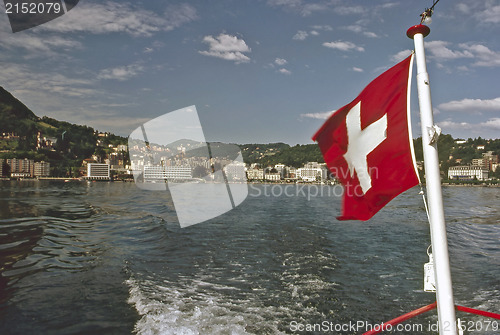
[0,181,499,334]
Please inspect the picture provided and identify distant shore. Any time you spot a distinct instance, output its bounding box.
[2,177,499,187]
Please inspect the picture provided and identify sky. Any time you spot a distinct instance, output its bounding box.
[0,0,499,144]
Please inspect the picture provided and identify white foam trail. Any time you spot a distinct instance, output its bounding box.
[126,277,287,335]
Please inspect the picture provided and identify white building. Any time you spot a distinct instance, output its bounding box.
[265,173,281,181]
[143,165,192,180]
[223,162,246,181]
[246,168,264,180]
[87,163,110,180]
[448,165,488,181]
[274,164,286,178]
[297,162,328,182]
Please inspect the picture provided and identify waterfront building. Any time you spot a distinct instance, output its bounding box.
[34,161,51,177]
[6,158,35,177]
[87,163,110,180]
[265,173,281,181]
[448,165,488,181]
[246,168,264,180]
[143,165,192,180]
[297,162,328,182]
[274,164,286,178]
[223,162,246,181]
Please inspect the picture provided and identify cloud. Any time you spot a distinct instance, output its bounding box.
[334,5,366,15]
[438,97,500,113]
[423,41,500,68]
[363,32,378,38]
[97,64,144,81]
[343,24,377,38]
[473,3,500,24]
[425,41,474,60]
[278,68,292,75]
[0,62,97,98]
[391,49,412,63]
[481,118,500,130]
[437,120,474,130]
[199,33,251,63]
[36,2,197,37]
[293,30,308,40]
[323,41,364,52]
[352,67,363,72]
[267,0,332,16]
[275,58,288,65]
[0,32,82,56]
[300,111,334,119]
[311,25,333,31]
[437,118,500,133]
[459,43,500,67]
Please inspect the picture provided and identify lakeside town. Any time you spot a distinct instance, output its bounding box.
[1,85,499,185]
[1,131,499,185]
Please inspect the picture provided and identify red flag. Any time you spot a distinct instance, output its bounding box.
[312,54,419,221]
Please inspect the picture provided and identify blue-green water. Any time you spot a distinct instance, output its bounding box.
[0,181,499,334]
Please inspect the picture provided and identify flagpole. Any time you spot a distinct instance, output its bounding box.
[407,25,457,335]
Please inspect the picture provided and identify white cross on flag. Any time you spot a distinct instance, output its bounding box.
[312,54,419,220]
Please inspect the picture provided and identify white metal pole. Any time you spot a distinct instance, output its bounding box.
[407,25,457,335]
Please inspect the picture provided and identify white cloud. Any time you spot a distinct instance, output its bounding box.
[391,49,412,63]
[0,62,97,99]
[311,25,332,31]
[437,120,473,130]
[0,33,82,56]
[473,4,500,24]
[425,41,474,60]
[334,6,366,15]
[323,40,364,52]
[36,2,197,37]
[310,30,319,36]
[437,118,500,133]
[363,31,378,38]
[97,64,144,81]
[199,34,251,63]
[438,97,500,112]
[423,41,500,68]
[300,111,334,119]
[293,30,308,40]
[459,43,500,67]
[343,25,377,38]
[352,67,363,72]
[278,68,292,75]
[456,3,469,14]
[267,0,332,16]
[275,58,288,65]
[481,118,500,130]
[344,25,362,33]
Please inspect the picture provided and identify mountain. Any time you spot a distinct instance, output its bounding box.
[0,86,127,176]
[0,86,38,124]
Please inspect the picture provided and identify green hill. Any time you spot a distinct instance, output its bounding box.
[0,86,127,176]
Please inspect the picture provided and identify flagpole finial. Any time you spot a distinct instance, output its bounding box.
[407,24,430,39]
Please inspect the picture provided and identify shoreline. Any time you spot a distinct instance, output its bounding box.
[1,177,499,187]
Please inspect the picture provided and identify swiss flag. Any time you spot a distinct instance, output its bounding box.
[312,54,419,220]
